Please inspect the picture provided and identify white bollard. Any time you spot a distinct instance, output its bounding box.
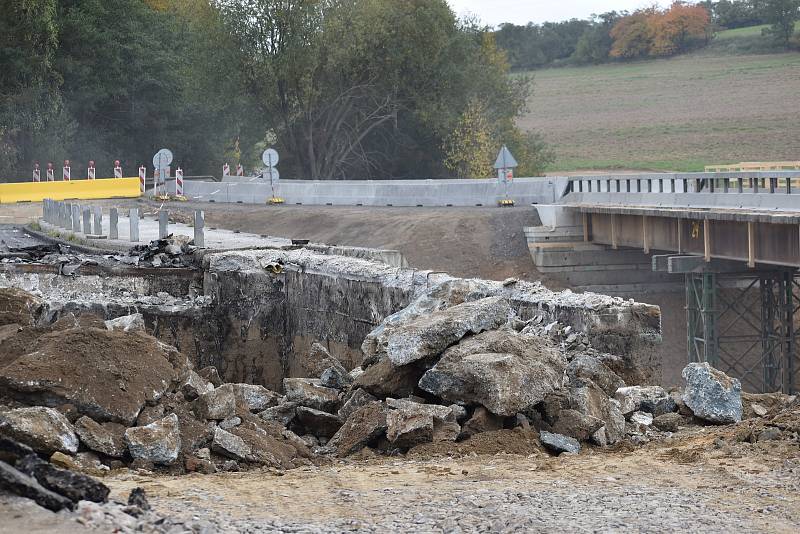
[176,167,184,196]
[139,165,146,193]
[236,164,243,177]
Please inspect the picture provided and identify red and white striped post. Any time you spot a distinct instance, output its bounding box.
[114,160,123,179]
[33,162,41,182]
[236,163,243,176]
[87,160,96,180]
[138,165,146,193]
[222,163,230,178]
[46,163,54,182]
[175,167,184,196]
[62,160,71,181]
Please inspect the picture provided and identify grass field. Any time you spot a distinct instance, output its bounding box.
[520,27,800,173]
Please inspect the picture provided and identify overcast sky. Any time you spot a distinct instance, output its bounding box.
[448,1,671,26]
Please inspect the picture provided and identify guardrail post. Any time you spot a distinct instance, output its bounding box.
[193,210,205,248]
[71,204,81,233]
[110,208,119,240]
[723,178,729,193]
[636,179,641,193]
[82,208,91,235]
[93,207,102,236]
[737,178,743,194]
[787,177,792,195]
[753,177,759,193]
[647,179,652,193]
[130,208,139,242]
[158,210,168,239]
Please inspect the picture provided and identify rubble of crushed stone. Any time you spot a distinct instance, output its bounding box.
[1,270,798,531]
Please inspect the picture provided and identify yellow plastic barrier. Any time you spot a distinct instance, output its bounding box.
[0,178,141,204]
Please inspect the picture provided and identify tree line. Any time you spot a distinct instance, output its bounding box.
[495,0,800,70]
[0,0,553,182]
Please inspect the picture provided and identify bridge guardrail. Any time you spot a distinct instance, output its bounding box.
[567,171,800,196]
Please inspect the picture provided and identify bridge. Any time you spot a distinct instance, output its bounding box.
[528,171,800,395]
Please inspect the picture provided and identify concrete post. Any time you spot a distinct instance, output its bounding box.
[109,208,119,240]
[130,208,139,242]
[72,204,81,233]
[82,208,91,235]
[61,203,69,228]
[193,210,205,248]
[158,210,168,239]
[93,207,102,236]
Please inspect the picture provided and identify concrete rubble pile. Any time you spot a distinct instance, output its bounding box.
[2,270,798,519]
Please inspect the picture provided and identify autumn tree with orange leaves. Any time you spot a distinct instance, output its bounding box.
[610,2,713,59]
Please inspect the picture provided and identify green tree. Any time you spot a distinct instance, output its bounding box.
[442,100,494,178]
[0,0,62,179]
[572,12,621,64]
[762,0,800,47]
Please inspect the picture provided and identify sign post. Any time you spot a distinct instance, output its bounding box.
[152,148,173,197]
[261,148,282,204]
[493,145,518,207]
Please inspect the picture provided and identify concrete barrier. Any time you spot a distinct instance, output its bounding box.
[0,178,141,204]
[186,177,569,207]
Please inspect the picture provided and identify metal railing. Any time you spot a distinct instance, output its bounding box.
[567,171,800,196]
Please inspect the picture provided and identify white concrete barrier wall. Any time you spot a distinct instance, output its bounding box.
[185,177,569,207]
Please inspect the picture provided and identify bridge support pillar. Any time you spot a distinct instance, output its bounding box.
[676,263,798,393]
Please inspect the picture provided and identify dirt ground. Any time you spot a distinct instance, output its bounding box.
[92,426,800,533]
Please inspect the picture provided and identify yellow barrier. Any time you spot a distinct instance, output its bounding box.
[0,178,141,204]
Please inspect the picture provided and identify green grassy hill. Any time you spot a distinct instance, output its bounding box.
[520,26,800,173]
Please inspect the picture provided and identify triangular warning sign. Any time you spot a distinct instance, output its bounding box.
[493,145,518,169]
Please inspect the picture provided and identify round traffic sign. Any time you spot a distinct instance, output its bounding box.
[153,148,173,168]
[262,148,279,167]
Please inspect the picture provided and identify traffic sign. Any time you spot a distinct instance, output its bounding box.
[153,148,173,168]
[493,145,518,170]
[262,148,279,167]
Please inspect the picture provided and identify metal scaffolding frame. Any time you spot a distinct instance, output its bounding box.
[686,269,798,393]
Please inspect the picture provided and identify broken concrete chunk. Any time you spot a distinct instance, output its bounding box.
[219,416,242,431]
[0,328,176,425]
[551,409,605,441]
[221,383,280,412]
[0,287,42,327]
[630,411,654,427]
[653,412,684,432]
[136,405,165,427]
[193,386,236,421]
[354,357,426,399]
[682,363,743,424]
[258,401,299,427]
[567,354,625,396]
[124,414,181,465]
[295,407,343,439]
[614,385,669,416]
[338,389,377,421]
[386,409,433,448]
[0,437,35,465]
[327,402,389,456]
[418,330,566,416]
[540,431,581,455]
[375,296,513,367]
[16,454,109,503]
[0,460,73,512]
[104,313,145,333]
[0,407,78,455]
[198,366,223,387]
[283,378,340,413]
[74,416,126,458]
[211,427,251,461]
[321,365,354,390]
[569,383,626,445]
[181,371,214,401]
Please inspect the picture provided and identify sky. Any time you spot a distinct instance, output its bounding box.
[447,1,672,26]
